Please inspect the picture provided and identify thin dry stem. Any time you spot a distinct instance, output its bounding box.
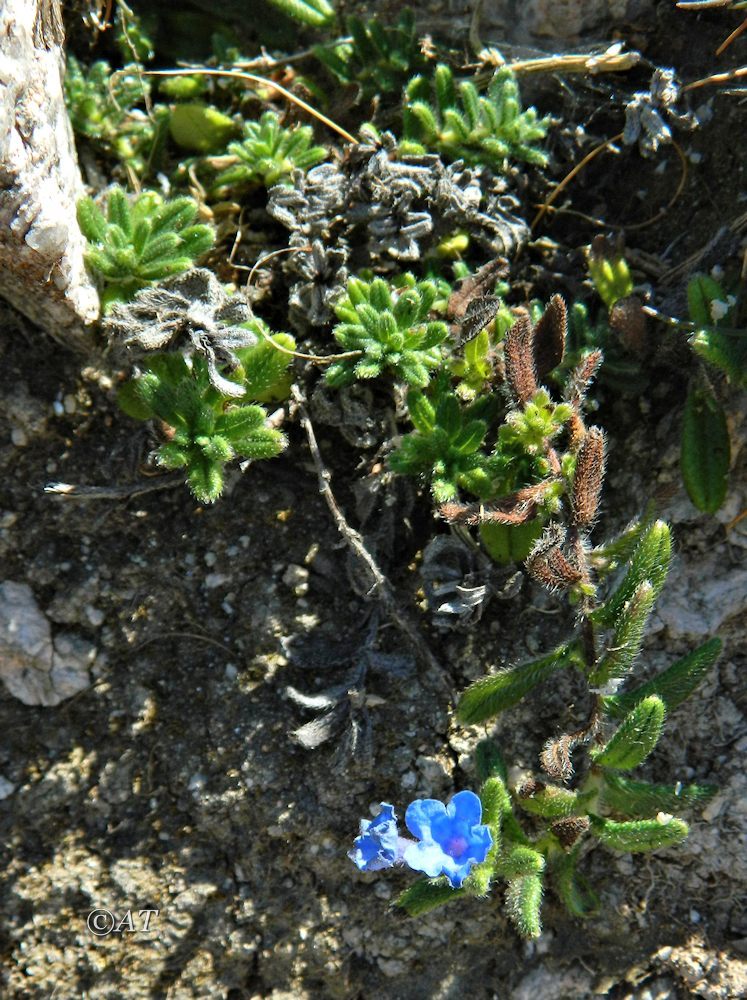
[291,385,447,685]
[144,68,357,144]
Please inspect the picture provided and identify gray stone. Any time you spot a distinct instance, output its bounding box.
[0,581,93,705]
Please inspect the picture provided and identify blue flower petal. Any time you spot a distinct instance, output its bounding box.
[446,862,473,888]
[448,789,483,826]
[403,841,450,879]
[349,803,400,872]
[401,790,493,887]
[405,798,446,841]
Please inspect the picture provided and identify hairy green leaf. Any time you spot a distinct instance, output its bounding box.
[396,878,464,916]
[681,385,730,514]
[590,581,656,685]
[549,847,599,919]
[600,772,717,817]
[505,874,543,938]
[602,637,722,719]
[591,696,665,770]
[475,740,509,785]
[592,520,670,627]
[590,814,689,853]
[457,645,572,724]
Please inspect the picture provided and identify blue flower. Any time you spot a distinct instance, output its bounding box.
[402,790,492,888]
[349,803,401,872]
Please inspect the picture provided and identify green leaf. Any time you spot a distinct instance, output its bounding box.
[169,103,237,153]
[137,256,194,281]
[434,63,456,111]
[518,785,593,819]
[237,331,295,402]
[149,197,197,237]
[589,509,656,578]
[136,231,181,267]
[588,249,634,309]
[77,197,107,242]
[264,0,335,28]
[600,772,718,817]
[497,847,545,878]
[590,582,656,686]
[549,847,598,918]
[406,390,436,433]
[117,378,156,420]
[216,405,269,438]
[687,274,725,328]
[691,326,747,386]
[681,385,730,513]
[185,457,224,504]
[479,520,544,565]
[452,419,488,454]
[505,874,543,938]
[457,645,572,724]
[590,814,689,853]
[459,81,481,130]
[197,434,234,463]
[230,428,285,460]
[602,637,722,719]
[396,878,465,916]
[475,740,509,785]
[156,441,189,469]
[107,187,132,237]
[178,225,215,260]
[591,696,665,770]
[479,775,511,830]
[435,395,461,437]
[593,521,671,628]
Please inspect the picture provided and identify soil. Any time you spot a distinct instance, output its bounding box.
[0,2,746,998]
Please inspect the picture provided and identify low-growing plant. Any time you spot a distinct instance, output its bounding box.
[389,376,504,502]
[585,241,740,514]
[391,296,571,560]
[64,0,737,952]
[351,301,722,936]
[78,187,214,309]
[117,335,292,504]
[210,111,327,192]
[324,274,448,387]
[401,65,550,170]
[315,10,427,102]
[65,55,168,176]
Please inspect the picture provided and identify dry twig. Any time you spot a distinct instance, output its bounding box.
[291,384,447,684]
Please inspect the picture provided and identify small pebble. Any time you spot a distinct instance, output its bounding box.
[0,775,16,799]
[85,605,105,628]
[10,427,28,447]
[188,773,207,793]
[282,564,309,596]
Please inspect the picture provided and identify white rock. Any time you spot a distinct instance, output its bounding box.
[0,775,16,799]
[0,580,93,705]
